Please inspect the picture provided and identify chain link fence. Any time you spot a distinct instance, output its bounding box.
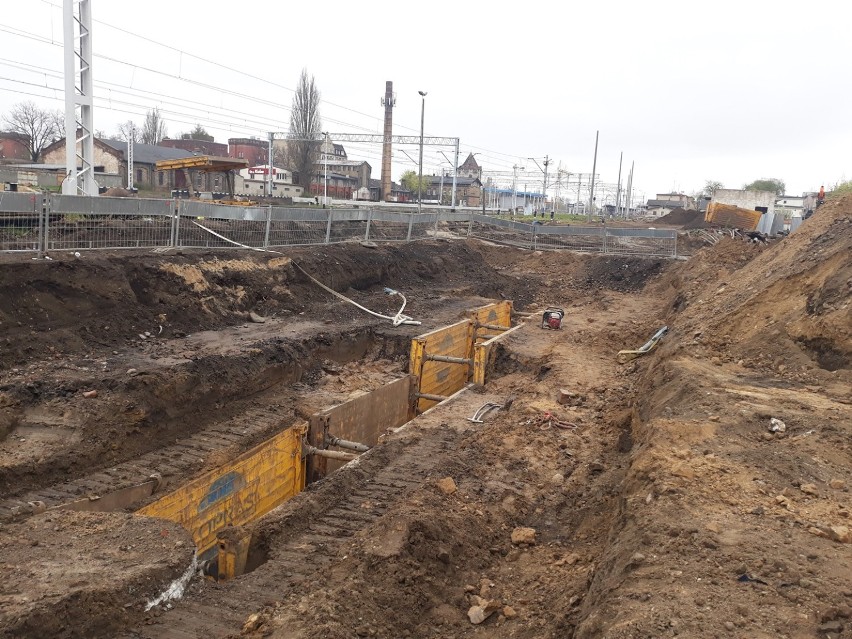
[0,195,677,258]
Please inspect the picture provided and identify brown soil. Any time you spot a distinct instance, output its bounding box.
[0,510,193,639]
[1,198,850,639]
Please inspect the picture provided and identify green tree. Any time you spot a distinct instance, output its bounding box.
[182,124,213,141]
[743,178,785,196]
[399,170,430,197]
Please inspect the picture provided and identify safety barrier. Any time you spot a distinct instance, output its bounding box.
[409,302,514,413]
[136,424,306,558]
[0,195,677,257]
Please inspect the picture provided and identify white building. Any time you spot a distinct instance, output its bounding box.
[234,165,303,198]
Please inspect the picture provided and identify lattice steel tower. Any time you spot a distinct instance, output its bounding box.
[63,0,98,196]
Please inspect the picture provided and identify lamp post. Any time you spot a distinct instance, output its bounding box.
[323,131,329,206]
[417,91,427,214]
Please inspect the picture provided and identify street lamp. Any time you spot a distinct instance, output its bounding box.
[417,91,427,214]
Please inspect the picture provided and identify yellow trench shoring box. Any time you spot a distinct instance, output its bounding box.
[410,302,513,413]
[137,424,306,558]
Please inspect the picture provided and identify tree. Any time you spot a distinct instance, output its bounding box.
[115,120,141,142]
[399,170,430,197]
[286,69,322,190]
[140,108,167,145]
[181,124,212,141]
[702,180,723,198]
[1,100,63,161]
[743,178,785,196]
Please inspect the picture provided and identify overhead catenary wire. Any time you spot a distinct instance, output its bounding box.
[189,221,421,326]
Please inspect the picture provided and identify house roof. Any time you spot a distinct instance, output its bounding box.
[368,179,410,193]
[100,139,193,165]
[459,153,480,170]
[424,175,481,187]
[317,159,371,169]
[646,199,680,208]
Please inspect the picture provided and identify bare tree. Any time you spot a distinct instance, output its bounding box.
[1,101,63,161]
[286,69,322,190]
[115,120,141,142]
[140,108,167,145]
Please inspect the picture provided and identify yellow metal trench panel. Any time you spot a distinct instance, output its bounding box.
[474,323,525,386]
[410,318,475,412]
[137,425,306,556]
[469,301,513,341]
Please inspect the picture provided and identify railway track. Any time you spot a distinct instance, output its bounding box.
[120,392,494,639]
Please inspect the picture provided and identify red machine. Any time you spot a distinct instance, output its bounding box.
[541,307,564,330]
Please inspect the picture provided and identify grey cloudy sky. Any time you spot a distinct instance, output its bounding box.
[1,0,849,200]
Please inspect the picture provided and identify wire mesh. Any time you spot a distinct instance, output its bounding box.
[0,196,677,257]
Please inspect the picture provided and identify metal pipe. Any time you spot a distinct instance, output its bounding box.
[303,445,358,461]
[475,322,510,331]
[425,354,473,365]
[326,436,370,453]
[415,392,449,402]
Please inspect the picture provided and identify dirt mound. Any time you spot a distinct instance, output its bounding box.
[0,241,530,371]
[570,196,852,637]
[103,187,134,197]
[656,207,703,226]
[0,510,193,639]
[660,194,852,373]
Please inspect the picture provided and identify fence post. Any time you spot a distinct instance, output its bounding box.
[365,209,372,240]
[406,213,414,241]
[171,199,182,247]
[602,227,608,254]
[264,205,272,249]
[672,232,678,258]
[324,209,333,244]
[434,211,439,237]
[532,223,537,250]
[39,194,50,257]
[467,213,473,237]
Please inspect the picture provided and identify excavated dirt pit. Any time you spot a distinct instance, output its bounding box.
[1,208,850,639]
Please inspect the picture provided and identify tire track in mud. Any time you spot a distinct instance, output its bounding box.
[120,419,474,639]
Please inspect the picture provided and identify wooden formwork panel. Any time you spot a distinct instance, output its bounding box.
[137,425,306,557]
[469,301,513,341]
[309,375,414,479]
[410,319,475,412]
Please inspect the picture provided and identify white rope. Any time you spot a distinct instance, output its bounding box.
[190,221,421,326]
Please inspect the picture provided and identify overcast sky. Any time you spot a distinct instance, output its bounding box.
[1,0,849,200]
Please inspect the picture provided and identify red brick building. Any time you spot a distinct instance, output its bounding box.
[160,138,228,156]
[228,138,267,166]
[0,132,31,161]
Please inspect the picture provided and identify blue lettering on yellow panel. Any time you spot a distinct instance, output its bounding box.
[197,471,246,512]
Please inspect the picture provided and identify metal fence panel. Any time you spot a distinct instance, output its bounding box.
[0,193,41,252]
[0,195,677,257]
[47,195,174,251]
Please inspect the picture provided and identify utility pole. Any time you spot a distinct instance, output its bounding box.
[625,161,634,217]
[417,91,427,214]
[323,132,329,206]
[615,151,622,218]
[588,130,599,222]
[127,123,134,191]
[512,164,524,212]
[267,132,274,197]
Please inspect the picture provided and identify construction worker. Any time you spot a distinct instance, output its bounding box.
[817,185,825,207]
